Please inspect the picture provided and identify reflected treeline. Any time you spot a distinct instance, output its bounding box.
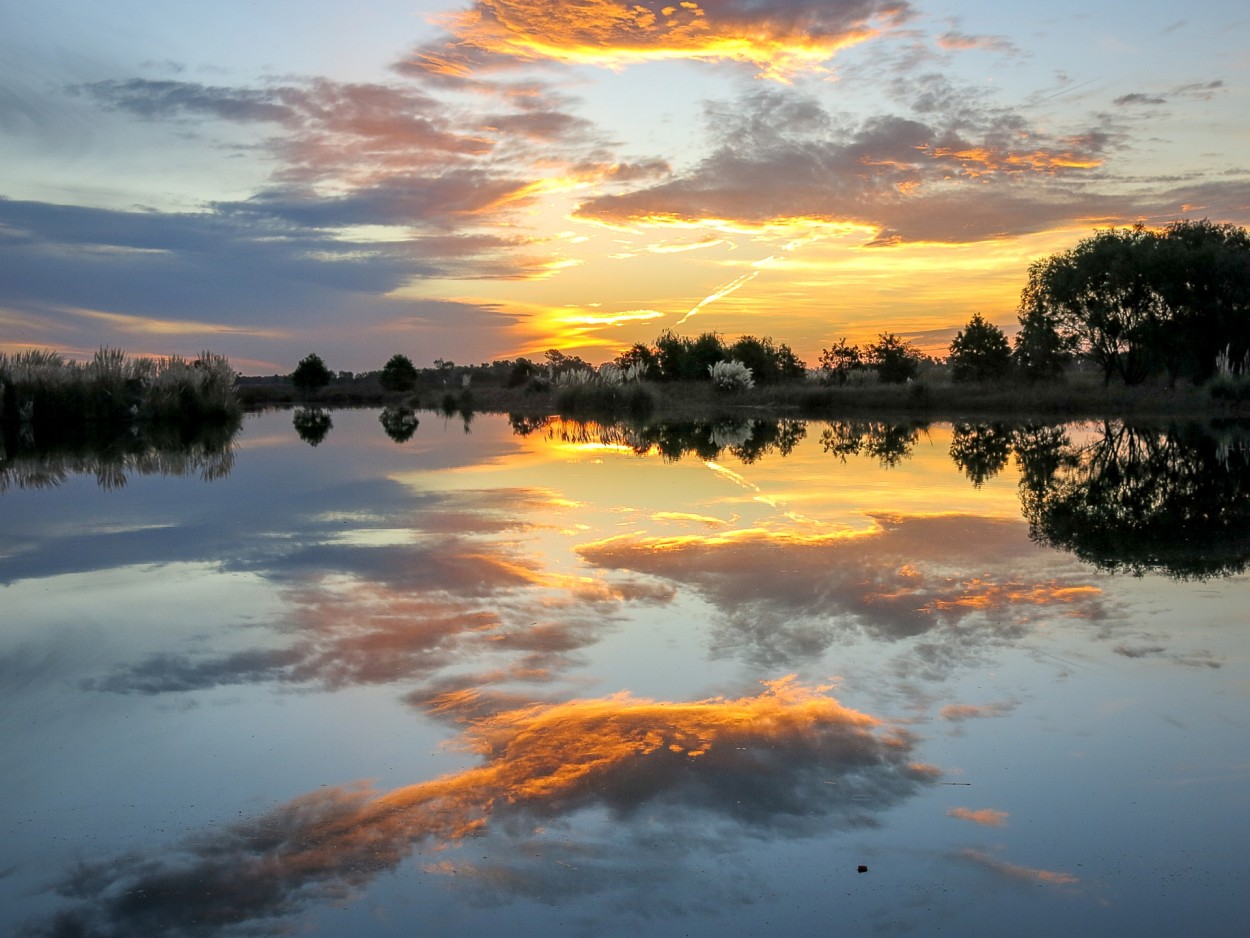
[820,419,929,468]
[512,415,807,464]
[1016,421,1250,579]
[292,406,333,446]
[0,421,238,491]
[516,414,1250,580]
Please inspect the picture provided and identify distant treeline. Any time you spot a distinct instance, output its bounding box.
[260,218,1250,404]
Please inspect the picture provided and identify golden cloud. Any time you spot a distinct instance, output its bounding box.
[412,0,911,81]
[37,679,938,935]
[947,806,1009,827]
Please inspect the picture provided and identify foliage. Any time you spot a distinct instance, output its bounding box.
[708,359,755,392]
[1017,421,1250,578]
[0,347,240,445]
[291,353,333,393]
[864,333,923,384]
[948,422,1012,485]
[1017,220,1250,386]
[817,338,864,385]
[725,335,806,384]
[292,407,332,446]
[613,343,658,374]
[655,330,728,382]
[949,314,1012,383]
[379,406,419,442]
[379,354,418,392]
[1013,306,1070,382]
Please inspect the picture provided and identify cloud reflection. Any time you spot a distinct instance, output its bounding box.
[578,513,1116,674]
[28,679,937,937]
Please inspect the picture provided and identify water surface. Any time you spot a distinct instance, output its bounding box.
[2,410,1248,936]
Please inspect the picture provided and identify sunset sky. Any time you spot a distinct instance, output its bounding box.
[2,0,1248,373]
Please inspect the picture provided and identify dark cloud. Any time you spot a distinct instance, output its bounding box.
[571,87,1132,242]
[572,84,1250,242]
[23,680,937,937]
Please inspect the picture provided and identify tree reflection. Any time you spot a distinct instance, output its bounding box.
[1016,421,1250,578]
[379,405,419,443]
[819,419,928,467]
[537,417,807,464]
[949,422,1012,486]
[292,406,332,446]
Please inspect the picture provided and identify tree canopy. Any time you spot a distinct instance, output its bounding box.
[290,353,332,393]
[948,314,1011,383]
[1018,220,1250,385]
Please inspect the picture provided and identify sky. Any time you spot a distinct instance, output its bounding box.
[1,1,1248,374]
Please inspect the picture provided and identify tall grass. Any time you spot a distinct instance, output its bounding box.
[0,347,241,446]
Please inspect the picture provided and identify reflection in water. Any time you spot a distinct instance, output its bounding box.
[820,419,927,467]
[27,680,935,938]
[6,411,1246,937]
[0,422,237,490]
[1017,421,1250,578]
[379,405,419,443]
[293,406,333,446]
[579,514,1113,673]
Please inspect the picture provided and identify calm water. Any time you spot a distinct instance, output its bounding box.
[2,409,1248,937]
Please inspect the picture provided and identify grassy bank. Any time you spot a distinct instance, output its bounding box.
[238,371,1239,422]
[1,348,242,449]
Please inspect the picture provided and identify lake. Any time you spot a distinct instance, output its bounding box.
[3,408,1248,937]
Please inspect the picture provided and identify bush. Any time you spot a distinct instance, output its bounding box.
[291,353,332,394]
[379,354,418,392]
[865,333,923,384]
[708,360,755,392]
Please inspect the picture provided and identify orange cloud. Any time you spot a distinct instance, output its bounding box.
[38,679,938,935]
[957,848,1078,886]
[408,0,911,81]
[947,806,1009,827]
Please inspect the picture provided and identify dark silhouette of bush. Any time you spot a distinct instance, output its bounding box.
[865,333,922,384]
[379,354,418,392]
[291,354,332,394]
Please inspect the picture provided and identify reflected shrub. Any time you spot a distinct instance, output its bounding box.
[379,406,419,443]
[293,407,333,446]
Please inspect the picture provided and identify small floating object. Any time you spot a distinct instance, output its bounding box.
[857,865,869,873]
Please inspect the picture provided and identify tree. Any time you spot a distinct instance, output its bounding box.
[818,338,863,384]
[864,333,922,384]
[1013,306,1070,382]
[948,314,1011,383]
[379,354,418,392]
[726,336,806,384]
[290,353,332,394]
[614,343,658,373]
[1016,221,1250,386]
[654,331,727,381]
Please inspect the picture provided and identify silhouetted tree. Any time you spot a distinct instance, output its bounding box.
[379,354,418,392]
[948,314,1011,383]
[817,338,863,384]
[1017,221,1250,386]
[726,336,806,384]
[290,354,332,394]
[1013,306,1070,382]
[864,333,922,384]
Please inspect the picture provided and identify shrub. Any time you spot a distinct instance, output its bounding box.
[379,354,418,392]
[291,353,333,394]
[708,359,755,392]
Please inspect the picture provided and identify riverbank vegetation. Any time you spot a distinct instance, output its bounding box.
[1,347,241,458]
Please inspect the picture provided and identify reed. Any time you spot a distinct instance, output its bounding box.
[0,348,241,447]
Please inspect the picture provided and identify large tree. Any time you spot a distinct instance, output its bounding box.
[1017,220,1250,385]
